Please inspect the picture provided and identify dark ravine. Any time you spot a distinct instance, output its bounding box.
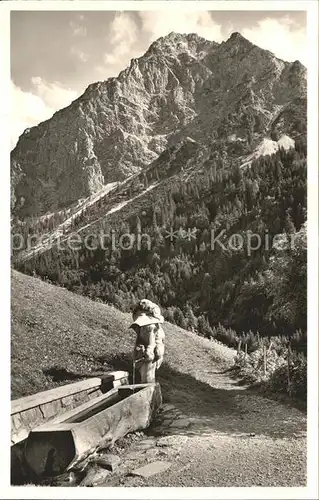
[11,31,306,218]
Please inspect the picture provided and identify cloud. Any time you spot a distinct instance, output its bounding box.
[11,81,53,148]
[11,79,77,148]
[241,17,307,65]
[101,11,225,77]
[103,13,139,67]
[69,19,87,37]
[139,11,224,43]
[30,77,77,111]
[70,47,89,62]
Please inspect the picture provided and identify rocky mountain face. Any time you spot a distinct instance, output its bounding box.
[11,32,306,218]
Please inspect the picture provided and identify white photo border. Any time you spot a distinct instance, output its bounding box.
[0,1,317,499]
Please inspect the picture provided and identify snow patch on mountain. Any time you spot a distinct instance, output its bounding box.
[240,134,295,168]
[277,134,295,150]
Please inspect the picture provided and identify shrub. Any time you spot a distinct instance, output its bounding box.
[233,343,307,403]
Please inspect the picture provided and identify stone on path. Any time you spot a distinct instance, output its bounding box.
[131,461,172,478]
[163,403,176,410]
[80,465,111,487]
[94,453,121,471]
[170,418,191,429]
[136,438,157,450]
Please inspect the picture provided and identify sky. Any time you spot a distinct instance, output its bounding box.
[10,9,307,148]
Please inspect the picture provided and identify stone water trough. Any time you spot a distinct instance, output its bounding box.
[25,383,162,477]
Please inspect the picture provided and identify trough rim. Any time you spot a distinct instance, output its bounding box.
[11,371,128,415]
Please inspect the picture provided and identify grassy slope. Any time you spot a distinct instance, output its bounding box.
[11,270,235,400]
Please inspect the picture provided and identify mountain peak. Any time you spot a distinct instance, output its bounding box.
[156,31,207,43]
[146,31,216,57]
[229,31,246,40]
[225,31,253,46]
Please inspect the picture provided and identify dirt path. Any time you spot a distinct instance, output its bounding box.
[84,336,307,487]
